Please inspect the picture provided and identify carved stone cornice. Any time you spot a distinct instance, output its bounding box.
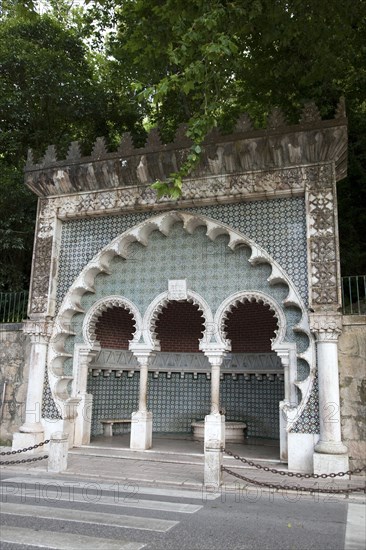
[309,313,343,342]
[25,104,347,198]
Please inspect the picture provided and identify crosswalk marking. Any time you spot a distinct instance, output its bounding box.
[2,476,219,500]
[0,526,145,550]
[0,478,207,549]
[344,503,366,550]
[1,487,202,513]
[1,502,178,532]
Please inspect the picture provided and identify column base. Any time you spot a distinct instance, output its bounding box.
[130,411,153,450]
[314,440,348,454]
[48,432,69,473]
[12,431,45,454]
[18,422,44,434]
[204,413,225,487]
[313,452,349,477]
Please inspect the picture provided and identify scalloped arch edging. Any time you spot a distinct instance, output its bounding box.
[82,295,142,348]
[214,291,287,349]
[143,289,214,350]
[48,209,315,424]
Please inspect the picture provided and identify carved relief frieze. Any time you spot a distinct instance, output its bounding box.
[306,167,340,311]
[29,236,54,314]
[40,165,324,222]
[29,199,59,315]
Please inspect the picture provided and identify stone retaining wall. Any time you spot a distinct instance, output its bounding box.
[0,324,29,444]
[339,315,366,471]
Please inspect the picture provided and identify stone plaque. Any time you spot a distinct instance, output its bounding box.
[168,279,187,301]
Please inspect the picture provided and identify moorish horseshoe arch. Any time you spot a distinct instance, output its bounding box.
[143,289,214,350]
[215,290,287,349]
[82,295,142,349]
[47,210,315,432]
[214,290,314,438]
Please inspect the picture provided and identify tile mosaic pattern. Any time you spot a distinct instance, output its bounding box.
[42,371,61,419]
[42,197,318,434]
[56,198,308,312]
[68,224,309,379]
[292,375,320,433]
[87,371,284,439]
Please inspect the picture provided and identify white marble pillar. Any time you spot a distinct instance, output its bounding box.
[310,314,348,474]
[129,347,155,450]
[273,343,297,463]
[73,347,96,447]
[12,320,52,452]
[204,349,226,415]
[203,348,226,486]
[274,345,290,462]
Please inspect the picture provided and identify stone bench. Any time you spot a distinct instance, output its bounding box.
[100,419,132,437]
[191,420,247,443]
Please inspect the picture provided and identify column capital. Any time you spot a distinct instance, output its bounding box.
[23,318,53,344]
[129,343,155,366]
[272,342,297,367]
[202,345,227,367]
[78,346,99,365]
[309,313,342,342]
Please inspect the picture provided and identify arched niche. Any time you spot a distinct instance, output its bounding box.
[47,210,315,438]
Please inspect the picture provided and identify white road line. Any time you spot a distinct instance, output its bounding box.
[1,502,178,532]
[344,502,366,550]
[0,526,144,550]
[1,488,202,513]
[1,476,219,500]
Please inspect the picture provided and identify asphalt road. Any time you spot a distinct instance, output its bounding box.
[0,474,365,550]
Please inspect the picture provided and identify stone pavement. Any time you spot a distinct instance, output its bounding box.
[1,435,365,498]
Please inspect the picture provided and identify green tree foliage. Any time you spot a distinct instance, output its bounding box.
[0,8,142,291]
[89,0,366,273]
[0,1,365,292]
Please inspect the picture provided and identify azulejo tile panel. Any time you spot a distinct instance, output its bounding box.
[42,370,62,419]
[87,371,284,439]
[56,197,307,312]
[45,196,318,434]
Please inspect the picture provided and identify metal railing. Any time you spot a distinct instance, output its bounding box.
[0,291,28,323]
[341,276,366,315]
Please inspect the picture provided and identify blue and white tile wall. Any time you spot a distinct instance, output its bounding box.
[42,197,318,434]
[56,198,307,311]
[87,372,284,439]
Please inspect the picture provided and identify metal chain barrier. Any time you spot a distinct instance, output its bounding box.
[221,466,366,494]
[1,455,48,466]
[0,439,50,466]
[222,448,366,494]
[222,447,366,478]
[0,439,50,456]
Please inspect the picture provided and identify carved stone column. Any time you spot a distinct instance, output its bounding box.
[12,319,53,452]
[73,347,97,447]
[129,345,155,450]
[203,349,226,415]
[310,313,349,474]
[202,348,226,486]
[273,343,297,462]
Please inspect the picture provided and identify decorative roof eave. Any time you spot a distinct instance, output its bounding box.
[24,102,348,198]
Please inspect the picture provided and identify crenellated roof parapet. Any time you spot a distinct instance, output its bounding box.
[24,100,348,197]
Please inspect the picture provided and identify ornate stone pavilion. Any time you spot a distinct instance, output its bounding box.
[13,100,349,477]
